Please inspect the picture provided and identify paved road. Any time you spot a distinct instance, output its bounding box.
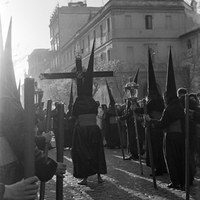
[45,147,200,200]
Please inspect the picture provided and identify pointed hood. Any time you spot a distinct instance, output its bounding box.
[164,47,177,104]
[133,68,139,84]
[147,48,161,100]
[0,19,25,162]
[1,18,19,102]
[17,80,21,101]
[0,15,3,63]
[105,80,115,106]
[0,16,4,95]
[68,81,74,115]
[76,55,83,97]
[82,39,95,97]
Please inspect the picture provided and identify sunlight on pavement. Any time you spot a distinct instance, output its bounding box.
[115,168,188,200]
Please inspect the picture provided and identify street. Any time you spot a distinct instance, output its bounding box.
[43,147,200,200]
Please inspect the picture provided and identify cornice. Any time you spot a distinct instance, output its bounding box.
[62,0,185,49]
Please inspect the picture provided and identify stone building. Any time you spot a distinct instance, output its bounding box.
[47,0,200,104]
[28,49,52,85]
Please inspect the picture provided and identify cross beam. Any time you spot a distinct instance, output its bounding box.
[39,71,113,80]
[39,56,113,96]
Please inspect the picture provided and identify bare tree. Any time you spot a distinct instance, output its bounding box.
[178,49,200,92]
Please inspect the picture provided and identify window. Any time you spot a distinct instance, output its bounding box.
[187,39,192,49]
[100,53,104,61]
[125,15,132,29]
[88,35,90,52]
[126,46,134,64]
[165,15,172,29]
[145,15,153,30]
[81,39,84,54]
[107,18,110,33]
[107,50,111,61]
[100,24,103,44]
[93,30,96,40]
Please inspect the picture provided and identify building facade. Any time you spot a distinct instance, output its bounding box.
[38,0,200,105]
[28,49,52,84]
[49,2,100,71]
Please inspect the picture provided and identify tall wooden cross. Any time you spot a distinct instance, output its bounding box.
[39,55,113,96]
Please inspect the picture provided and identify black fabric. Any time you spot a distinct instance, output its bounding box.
[104,106,120,148]
[147,98,164,114]
[147,47,161,100]
[35,147,57,182]
[72,96,98,117]
[151,98,185,130]
[72,125,107,178]
[0,97,25,162]
[35,136,46,151]
[71,95,107,179]
[165,48,177,104]
[105,81,115,106]
[146,110,166,172]
[64,112,75,148]
[165,132,185,186]
[82,40,95,97]
[133,68,139,84]
[151,98,186,186]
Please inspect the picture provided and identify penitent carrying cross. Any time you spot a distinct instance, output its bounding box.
[39,41,113,96]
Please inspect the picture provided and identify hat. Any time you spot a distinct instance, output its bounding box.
[0,18,24,161]
[1,18,19,102]
[134,68,139,84]
[165,47,177,104]
[82,39,95,97]
[105,80,115,106]
[147,47,162,100]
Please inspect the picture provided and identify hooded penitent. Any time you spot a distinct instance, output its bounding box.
[0,18,25,162]
[1,18,20,102]
[72,40,98,116]
[164,47,178,105]
[147,48,164,112]
[147,48,161,100]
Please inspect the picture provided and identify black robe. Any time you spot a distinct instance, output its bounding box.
[104,106,121,149]
[64,111,75,148]
[71,96,107,179]
[146,98,166,172]
[151,98,185,186]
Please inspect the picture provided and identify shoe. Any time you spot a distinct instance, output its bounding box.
[124,156,133,160]
[98,177,105,184]
[78,179,87,185]
[132,156,139,160]
[167,183,182,190]
[49,146,55,150]
[150,170,164,177]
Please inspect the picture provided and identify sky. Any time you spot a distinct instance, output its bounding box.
[0,0,109,84]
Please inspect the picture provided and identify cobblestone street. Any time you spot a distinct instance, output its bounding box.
[45,148,200,200]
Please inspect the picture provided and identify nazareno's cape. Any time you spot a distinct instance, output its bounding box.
[151,98,185,131]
